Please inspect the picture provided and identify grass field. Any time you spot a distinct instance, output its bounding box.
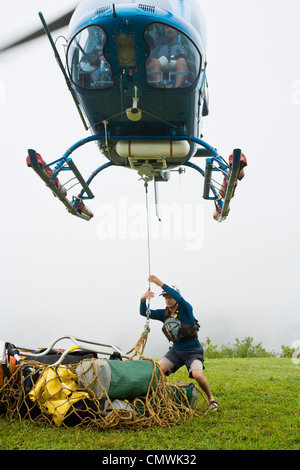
[0,358,299,451]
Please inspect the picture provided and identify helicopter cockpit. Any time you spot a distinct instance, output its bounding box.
[145,23,201,89]
[67,25,114,90]
[67,22,201,91]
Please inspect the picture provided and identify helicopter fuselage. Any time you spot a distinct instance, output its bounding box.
[24,0,244,223]
[66,0,208,172]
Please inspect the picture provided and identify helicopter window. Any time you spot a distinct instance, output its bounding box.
[67,25,113,90]
[144,23,201,89]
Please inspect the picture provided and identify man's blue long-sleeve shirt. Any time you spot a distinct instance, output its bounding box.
[140,283,201,351]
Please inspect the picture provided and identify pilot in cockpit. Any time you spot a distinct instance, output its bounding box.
[147,25,189,88]
[76,26,113,88]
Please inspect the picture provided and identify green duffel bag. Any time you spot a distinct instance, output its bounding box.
[76,359,160,401]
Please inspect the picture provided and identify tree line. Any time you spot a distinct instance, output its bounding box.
[202,336,296,358]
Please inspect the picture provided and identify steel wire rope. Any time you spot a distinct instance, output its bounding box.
[144,181,152,333]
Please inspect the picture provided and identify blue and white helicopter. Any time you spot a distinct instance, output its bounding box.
[2,0,247,222]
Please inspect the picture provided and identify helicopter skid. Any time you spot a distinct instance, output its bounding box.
[26,149,93,221]
[26,135,244,223]
[184,142,243,222]
[213,149,242,222]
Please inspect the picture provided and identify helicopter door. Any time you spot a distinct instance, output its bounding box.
[144,23,201,89]
[67,25,114,90]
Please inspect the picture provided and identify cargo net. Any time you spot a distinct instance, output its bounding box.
[0,340,210,429]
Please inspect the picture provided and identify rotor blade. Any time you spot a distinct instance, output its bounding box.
[0,9,75,52]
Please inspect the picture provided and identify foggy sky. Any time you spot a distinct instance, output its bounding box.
[0,0,299,360]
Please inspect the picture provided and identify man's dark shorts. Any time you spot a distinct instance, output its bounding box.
[159,346,205,378]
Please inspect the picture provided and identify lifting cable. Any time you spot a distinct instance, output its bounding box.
[144,180,152,334]
[127,180,155,359]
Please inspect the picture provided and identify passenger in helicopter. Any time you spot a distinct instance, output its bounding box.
[146,25,189,88]
[91,54,113,87]
[69,25,113,89]
[89,30,113,87]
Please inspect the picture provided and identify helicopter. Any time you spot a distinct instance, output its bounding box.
[1,0,247,222]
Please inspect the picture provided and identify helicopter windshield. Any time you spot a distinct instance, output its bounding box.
[145,23,201,89]
[67,25,113,90]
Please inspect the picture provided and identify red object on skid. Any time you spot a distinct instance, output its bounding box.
[26,153,67,197]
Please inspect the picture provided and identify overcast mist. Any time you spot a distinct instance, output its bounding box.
[0,0,299,360]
